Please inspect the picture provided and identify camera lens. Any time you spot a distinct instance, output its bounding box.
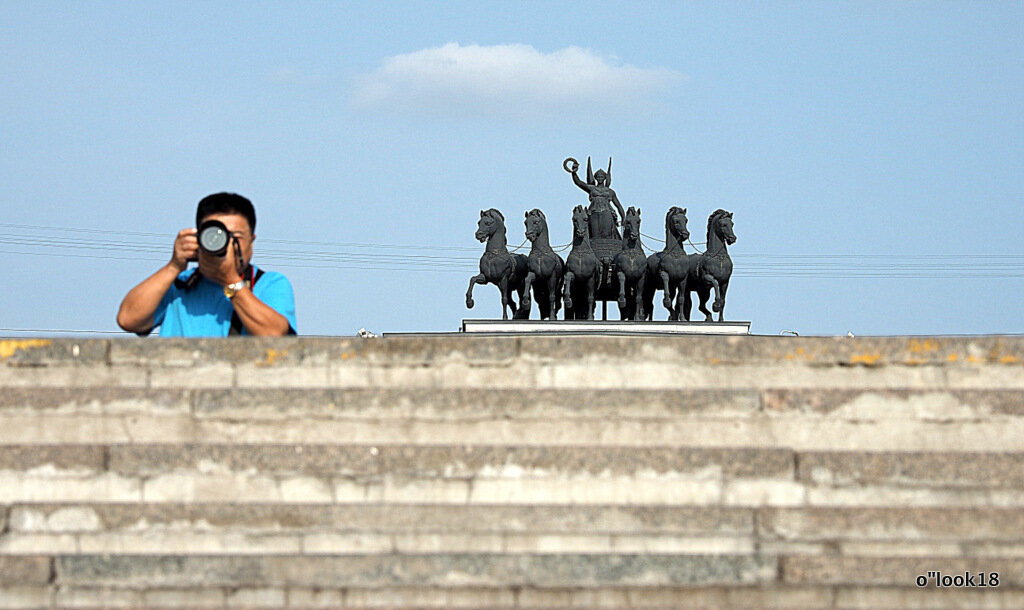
[198,220,230,256]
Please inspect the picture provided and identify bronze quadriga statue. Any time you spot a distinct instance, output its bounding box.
[465,158,739,322]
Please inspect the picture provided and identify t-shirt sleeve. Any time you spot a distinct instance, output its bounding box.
[253,272,297,334]
[145,282,175,335]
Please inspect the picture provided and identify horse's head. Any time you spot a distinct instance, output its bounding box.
[666,206,690,242]
[524,209,547,242]
[571,205,589,239]
[708,209,736,245]
[476,209,505,242]
[623,206,641,240]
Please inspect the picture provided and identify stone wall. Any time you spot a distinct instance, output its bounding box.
[0,335,1022,608]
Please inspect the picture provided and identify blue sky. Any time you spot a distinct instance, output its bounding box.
[1,1,1021,336]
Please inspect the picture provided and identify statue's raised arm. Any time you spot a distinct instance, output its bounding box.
[564,157,594,194]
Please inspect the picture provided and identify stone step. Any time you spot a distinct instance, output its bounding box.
[4,444,1024,484]
[4,505,1024,557]
[5,387,1022,420]
[3,336,1022,392]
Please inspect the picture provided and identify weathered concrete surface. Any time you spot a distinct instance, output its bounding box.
[0,335,1022,607]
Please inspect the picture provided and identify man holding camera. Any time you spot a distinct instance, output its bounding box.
[117,192,296,336]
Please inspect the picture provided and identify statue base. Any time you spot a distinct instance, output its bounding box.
[460,319,750,335]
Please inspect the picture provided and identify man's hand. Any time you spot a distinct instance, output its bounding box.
[197,239,244,287]
[171,229,199,272]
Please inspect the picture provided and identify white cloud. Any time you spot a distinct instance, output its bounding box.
[352,43,681,119]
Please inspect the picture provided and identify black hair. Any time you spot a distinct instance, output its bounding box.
[196,192,256,233]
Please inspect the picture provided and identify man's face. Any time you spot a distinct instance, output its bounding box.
[199,213,254,266]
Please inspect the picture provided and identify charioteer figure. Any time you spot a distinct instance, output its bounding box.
[565,157,626,242]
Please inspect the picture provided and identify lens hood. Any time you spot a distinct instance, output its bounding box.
[197,219,231,257]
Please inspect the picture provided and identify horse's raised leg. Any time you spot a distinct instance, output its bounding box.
[521,272,535,312]
[563,271,575,311]
[466,273,486,309]
[704,273,723,315]
[660,271,672,314]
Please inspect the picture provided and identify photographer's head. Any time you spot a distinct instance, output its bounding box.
[195,192,256,269]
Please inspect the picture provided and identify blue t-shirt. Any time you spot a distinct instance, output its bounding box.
[152,266,297,337]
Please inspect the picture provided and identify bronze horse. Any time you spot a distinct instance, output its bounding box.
[683,209,736,322]
[521,209,565,320]
[466,209,529,320]
[563,205,601,320]
[643,206,690,320]
[614,207,647,321]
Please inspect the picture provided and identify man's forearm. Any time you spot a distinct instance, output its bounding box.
[230,289,291,336]
[117,264,180,333]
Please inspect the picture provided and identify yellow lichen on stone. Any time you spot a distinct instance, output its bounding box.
[1000,355,1020,364]
[256,348,287,367]
[0,339,52,360]
[850,353,883,366]
[946,353,959,362]
[909,339,940,354]
[709,357,721,365]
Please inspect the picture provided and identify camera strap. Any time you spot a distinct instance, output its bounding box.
[229,265,263,336]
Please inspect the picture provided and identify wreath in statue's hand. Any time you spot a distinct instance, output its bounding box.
[563,158,579,173]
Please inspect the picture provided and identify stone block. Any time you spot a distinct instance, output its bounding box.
[142,472,281,503]
[302,533,394,554]
[75,531,301,555]
[470,476,722,505]
[0,586,53,608]
[226,587,286,607]
[0,533,77,554]
[54,554,775,588]
[193,387,760,421]
[0,339,107,366]
[798,451,1024,488]
[0,415,132,445]
[237,363,330,388]
[148,362,235,389]
[834,587,1024,610]
[0,472,140,503]
[723,479,807,506]
[285,588,346,607]
[0,365,147,388]
[0,387,191,415]
[0,446,104,473]
[365,477,471,504]
[343,586,517,608]
[781,556,1024,586]
[0,556,51,585]
[143,588,226,607]
[760,507,1024,542]
[806,484,1024,508]
[110,444,380,477]
[763,389,1024,419]
[53,587,142,607]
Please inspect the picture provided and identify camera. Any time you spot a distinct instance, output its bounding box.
[197,219,231,257]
